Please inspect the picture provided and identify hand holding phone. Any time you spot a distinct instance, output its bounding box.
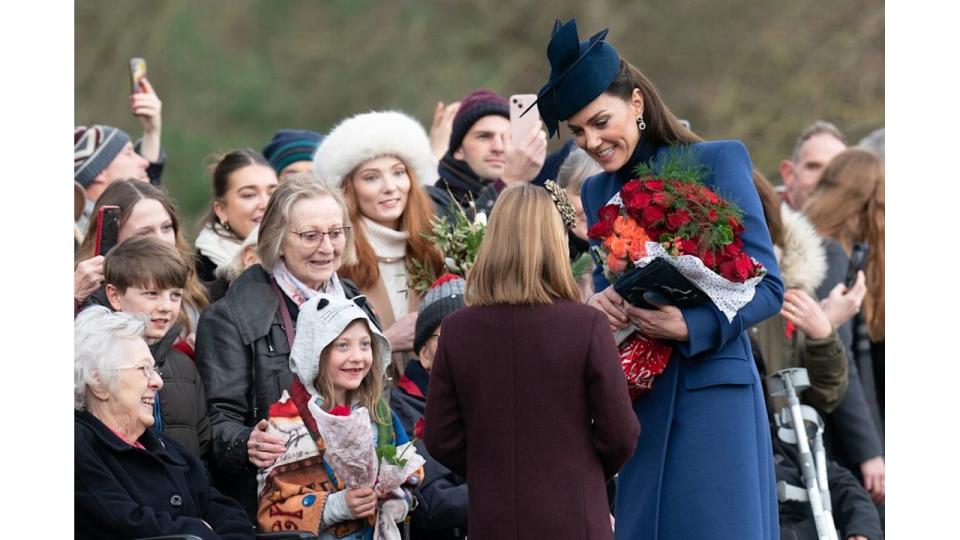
[95,206,121,256]
[509,94,541,144]
[845,243,869,289]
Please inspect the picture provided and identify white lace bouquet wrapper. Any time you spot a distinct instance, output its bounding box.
[312,406,378,488]
[635,241,766,322]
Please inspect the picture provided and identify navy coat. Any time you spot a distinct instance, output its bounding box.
[581,138,784,539]
[75,410,253,539]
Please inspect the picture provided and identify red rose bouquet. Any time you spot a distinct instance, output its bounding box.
[589,148,766,398]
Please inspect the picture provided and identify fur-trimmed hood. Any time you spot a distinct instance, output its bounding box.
[775,203,827,293]
[312,110,436,188]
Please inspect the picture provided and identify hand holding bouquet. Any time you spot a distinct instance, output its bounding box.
[589,148,766,398]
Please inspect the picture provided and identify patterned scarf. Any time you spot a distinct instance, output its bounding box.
[272,259,345,306]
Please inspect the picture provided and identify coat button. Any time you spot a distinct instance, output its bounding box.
[170,494,182,507]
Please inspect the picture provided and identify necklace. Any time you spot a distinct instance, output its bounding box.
[377,255,405,264]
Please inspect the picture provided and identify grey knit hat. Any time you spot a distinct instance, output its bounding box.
[289,293,392,398]
[74,125,131,188]
[414,274,466,355]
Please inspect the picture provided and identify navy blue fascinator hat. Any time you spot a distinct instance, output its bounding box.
[533,19,622,138]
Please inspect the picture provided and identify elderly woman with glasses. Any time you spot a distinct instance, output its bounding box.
[195,173,381,520]
[75,307,253,540]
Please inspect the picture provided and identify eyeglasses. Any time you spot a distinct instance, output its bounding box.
[288,226,351,248]
[116,364,163,379]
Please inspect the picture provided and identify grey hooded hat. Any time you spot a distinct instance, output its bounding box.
[289,294,392,398]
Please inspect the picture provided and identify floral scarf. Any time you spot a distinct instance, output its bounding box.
[272,259,345,306]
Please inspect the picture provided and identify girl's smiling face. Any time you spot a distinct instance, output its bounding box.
[323,320,374,405]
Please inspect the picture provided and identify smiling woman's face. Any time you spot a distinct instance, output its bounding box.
[348,156,411,230]
[565,89,644,173]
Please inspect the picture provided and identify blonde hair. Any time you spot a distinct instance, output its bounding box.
[466,184,580,305]
[803,148,884,340]
[312,319,388,424]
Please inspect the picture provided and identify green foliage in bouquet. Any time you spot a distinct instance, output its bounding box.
[408,194,487,295]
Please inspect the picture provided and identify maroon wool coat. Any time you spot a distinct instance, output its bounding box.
[424,300,640,540]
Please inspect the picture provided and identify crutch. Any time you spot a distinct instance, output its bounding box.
[768,368,838,540]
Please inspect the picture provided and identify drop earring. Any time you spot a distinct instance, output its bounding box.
[636,115,646,131]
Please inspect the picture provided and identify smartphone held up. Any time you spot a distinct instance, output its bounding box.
[129,57,147,94]
[95,206,121,256]
[509,94,540,144]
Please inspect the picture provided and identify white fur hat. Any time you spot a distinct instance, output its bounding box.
[289,293,392,398]
[312,110,437,188]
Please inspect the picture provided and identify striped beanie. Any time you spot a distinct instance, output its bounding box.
[74,125,131,188]
[413,274,466,355]
[448,89,509,153]
[262,129,324,174]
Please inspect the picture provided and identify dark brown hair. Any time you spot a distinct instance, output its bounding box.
[605,60,703,147]
[751,170,785,248]
[104,235,188,293]
[76,180,209,331]
[200,148,271,240]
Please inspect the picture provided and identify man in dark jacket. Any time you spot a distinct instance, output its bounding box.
[391,274,469,539]
[431,89,547,220]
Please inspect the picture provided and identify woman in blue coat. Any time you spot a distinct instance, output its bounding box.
[534,19,784,539]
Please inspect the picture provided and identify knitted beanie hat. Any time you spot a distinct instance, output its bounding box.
[313,110,436,189]
[289,293,392,399]
[448,90,509,153]
[413,274,466,355]
[74,125,132,188]
[262,129,324,174]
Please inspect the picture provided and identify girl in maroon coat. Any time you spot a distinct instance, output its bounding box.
[424,184,640,540]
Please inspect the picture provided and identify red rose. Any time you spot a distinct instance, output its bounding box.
[642,205,665,226]
[723,243,741,258]
[644,180,665,191]
[734,253,755,281]
[707,191,721,205]
[621,180,643,199]
[707,208,719,222]
[666,209,692,230]
[679,239,698,254]
[598,204,621,222]
[329,405,351,417]
[414,417,425,439]
[700,248,716,268]
[652,191,675,208]
[626,190,653,210]
[719,260,737,281]
[588,219,614,240]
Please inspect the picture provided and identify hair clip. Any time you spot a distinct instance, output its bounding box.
[544,180,576,230]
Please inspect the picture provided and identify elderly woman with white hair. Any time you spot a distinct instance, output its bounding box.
[195,175,381,520]
[75,306,252,540]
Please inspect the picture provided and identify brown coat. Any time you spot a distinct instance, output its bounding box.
[424,300,640,540]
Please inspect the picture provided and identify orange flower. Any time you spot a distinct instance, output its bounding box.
[608,237,628,259]
[613,215,636,236]
[607,252,628,272]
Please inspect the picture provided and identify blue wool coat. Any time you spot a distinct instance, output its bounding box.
[582,137,784,540]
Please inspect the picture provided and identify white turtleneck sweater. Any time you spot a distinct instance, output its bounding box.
[361,216,410,320]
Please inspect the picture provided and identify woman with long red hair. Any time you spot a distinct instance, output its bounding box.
[314,110,445,381]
